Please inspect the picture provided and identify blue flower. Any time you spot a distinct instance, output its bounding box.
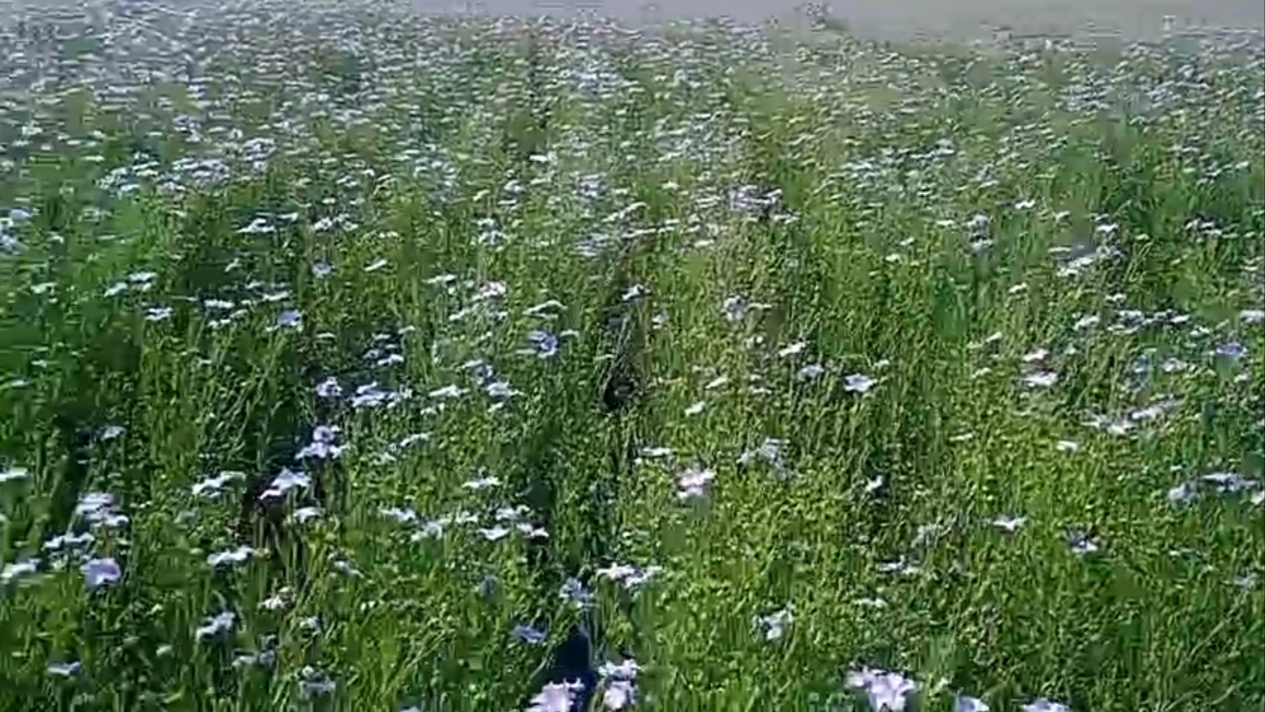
[1215,341,1245,359]
[81,557,122,590]
[525,330,559,359]
[846,667,917,711]
[195,611,235,641]
[512,624,546,645]
[276,308,303,330]
[298,425,343,460]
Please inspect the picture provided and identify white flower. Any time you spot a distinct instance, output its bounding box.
[195,611,235,641]
[259,469,310,500]
[991,515,1027,532]
[207,546,254,569]
[47,661,81,677]
[526,680,584,712]
[753,606,794,641]
[0,466,29,483]
[843,373,876,393]
[1022,371,1059,388]
[1022,699,1071,712]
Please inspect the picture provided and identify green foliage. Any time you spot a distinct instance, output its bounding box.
[0,5,1262,712]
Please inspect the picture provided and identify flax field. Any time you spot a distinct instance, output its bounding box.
[0,2,1263,711]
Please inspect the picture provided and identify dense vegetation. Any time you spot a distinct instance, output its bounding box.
[0,2,1262,710]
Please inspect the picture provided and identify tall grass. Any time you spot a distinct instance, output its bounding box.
[0,3,1262,711]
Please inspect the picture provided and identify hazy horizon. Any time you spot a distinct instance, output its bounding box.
[410,0,1264,41]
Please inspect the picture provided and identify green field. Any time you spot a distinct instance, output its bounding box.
[0,1,1262,711]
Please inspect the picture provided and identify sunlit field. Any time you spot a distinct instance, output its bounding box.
[0,1,1262,711]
